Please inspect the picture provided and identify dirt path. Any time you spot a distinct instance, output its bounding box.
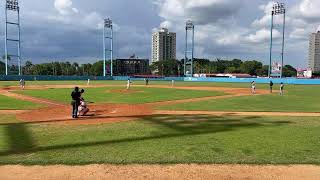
[0,110,28,115]
[16,104,153,125]
[0,164,319,180]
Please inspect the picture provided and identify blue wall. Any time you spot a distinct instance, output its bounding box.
[184,77,320,85]
[0,75,112,81]
[1,75,320,85]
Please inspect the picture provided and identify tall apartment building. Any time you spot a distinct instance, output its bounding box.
[152,28,176,63]
[309,30,320,72]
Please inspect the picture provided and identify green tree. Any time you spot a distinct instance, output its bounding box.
[150,59,182,76]
[22,61,33,75]
[90,61,104,76]
[0,60,5,75]
[256,65,269,77]
[240,60,263,75]
[194,59,210,74]
[224,66,237,73]
[282,65,297,77]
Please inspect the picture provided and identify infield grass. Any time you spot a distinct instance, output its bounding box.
[0,115,319,165]
[15,87,224,104]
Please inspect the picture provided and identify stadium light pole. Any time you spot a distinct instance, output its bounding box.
[103,18,113,77]
[4,0,21,75]
[269,2,286,78]
[4,0,22,75]
[185,20,195,77]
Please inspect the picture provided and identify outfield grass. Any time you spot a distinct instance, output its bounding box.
[0,115,319,165]
[161,85,320,112]
[15,87,224,104]
[0,95,42,110]
[0,80,265,88]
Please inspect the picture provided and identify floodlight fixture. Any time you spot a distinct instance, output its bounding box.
[6,0,19,11]
[186,20,194,30]
[272,2,285,15]
[104,18,113,28]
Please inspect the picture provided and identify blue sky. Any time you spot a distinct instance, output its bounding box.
[1,0,320,68]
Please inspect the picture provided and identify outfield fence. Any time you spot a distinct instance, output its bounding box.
[1,75,320,85]
[0,75,113,81]
[183,77,320,85]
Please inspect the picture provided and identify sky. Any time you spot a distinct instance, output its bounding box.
[1,0,320,68]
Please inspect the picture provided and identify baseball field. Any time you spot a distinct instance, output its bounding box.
[0,80,319,179]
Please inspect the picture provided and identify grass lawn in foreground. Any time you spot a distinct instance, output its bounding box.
[15,87,224,104]
[161,85,320,112]
[0,115,319,165]
[0,95,42,110]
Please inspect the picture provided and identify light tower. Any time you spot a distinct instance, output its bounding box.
[184,20,195,77]
[103,18,113,77]
[269,2,286,78]
[4,0,22,75]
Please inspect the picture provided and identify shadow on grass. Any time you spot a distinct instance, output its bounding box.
[4,123,36,154]
[0,115,291,157]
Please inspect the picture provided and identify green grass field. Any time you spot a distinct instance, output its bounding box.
[161,85,320,112]
[15,87,224,104]
[0,114,319,165]
[0,95,42,110]
[0,80,320,165]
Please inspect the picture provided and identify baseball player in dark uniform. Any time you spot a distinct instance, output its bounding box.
[269,81,274,93]
[71,87,81,118]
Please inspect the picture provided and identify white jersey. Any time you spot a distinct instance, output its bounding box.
[126,80,131,89]
[78,100,89,116]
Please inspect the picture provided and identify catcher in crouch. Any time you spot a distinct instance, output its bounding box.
[78,97,90,116]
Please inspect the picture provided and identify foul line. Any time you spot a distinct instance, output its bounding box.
[154,110,320,117]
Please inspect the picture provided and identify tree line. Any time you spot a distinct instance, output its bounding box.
[151,58,297,77]
[1,58,297,77]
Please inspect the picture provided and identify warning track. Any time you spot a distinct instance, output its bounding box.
[0,164,319,180]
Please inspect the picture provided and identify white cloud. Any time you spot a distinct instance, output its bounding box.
[298,0,320,19]
[245,29,280,43]
[160,21,172,29]
[54,0,79,15]
[290,28,308,40]
[82,12,104,30]
[216,34,240,46]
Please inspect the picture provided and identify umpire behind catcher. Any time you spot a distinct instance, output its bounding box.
[71,87,81,119]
